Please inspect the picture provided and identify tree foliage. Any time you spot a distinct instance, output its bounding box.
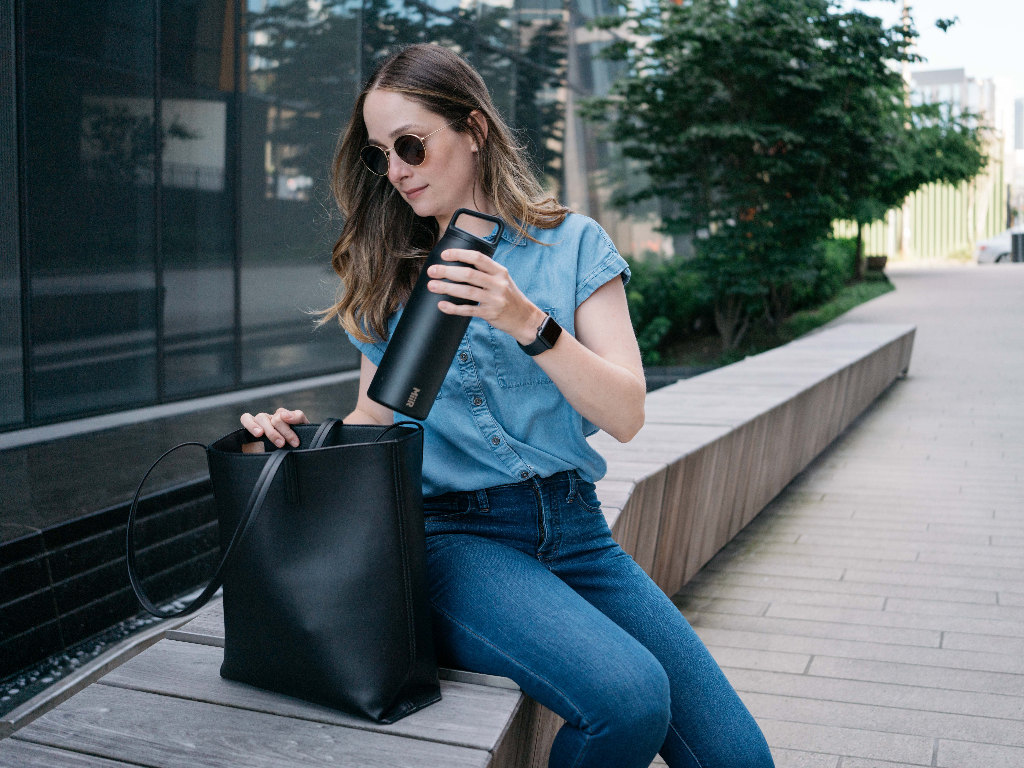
[579,0,987,351]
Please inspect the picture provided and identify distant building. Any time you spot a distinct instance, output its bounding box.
[1015,98,1023,152]
[911,68,997,126]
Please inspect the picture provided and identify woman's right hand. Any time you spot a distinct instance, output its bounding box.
[240,407,310,448]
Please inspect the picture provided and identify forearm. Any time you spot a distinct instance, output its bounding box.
[518,309,645,442]
[342,407,389,425]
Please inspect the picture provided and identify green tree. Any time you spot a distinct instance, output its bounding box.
[579,0,901,352]
[580,0,988,354]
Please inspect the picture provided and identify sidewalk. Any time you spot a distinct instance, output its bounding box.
[674,263,1024,766]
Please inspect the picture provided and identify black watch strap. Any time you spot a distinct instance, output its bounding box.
[518,313,562,356]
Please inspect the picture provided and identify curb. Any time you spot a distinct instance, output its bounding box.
[0,599,220,740]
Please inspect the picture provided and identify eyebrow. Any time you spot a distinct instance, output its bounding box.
[367,123,422,147]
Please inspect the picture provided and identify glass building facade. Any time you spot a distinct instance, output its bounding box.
[1,0,671,433]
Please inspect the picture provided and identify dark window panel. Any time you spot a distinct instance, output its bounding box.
[23,1,157,422]
[238,0,361,384]
[23,0,154,74]
[0,0,22,427]
[160,0,237,397]
[5,0,627,431]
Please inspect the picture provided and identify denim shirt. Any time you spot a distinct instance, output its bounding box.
[345,212,632,498]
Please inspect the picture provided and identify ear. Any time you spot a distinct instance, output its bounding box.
[468,109,487,152]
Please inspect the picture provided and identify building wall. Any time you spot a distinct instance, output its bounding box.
[3,0,651,433]
[835,155,1006,260]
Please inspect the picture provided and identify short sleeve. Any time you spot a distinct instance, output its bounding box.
[575,218,631,309]
[344,318,387,367]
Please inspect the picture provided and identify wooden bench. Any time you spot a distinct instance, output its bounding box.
[0,322,915,768]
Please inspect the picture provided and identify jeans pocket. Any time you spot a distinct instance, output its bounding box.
[572,478,603,513]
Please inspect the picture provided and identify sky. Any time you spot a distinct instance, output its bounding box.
[839,0,1024,95]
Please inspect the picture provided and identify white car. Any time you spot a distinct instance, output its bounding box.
[975,228,1020,263]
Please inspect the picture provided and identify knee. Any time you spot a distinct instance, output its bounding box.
[747,726,777,768]
[586,652,671,747]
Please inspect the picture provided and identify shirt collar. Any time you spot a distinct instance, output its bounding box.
[498,219,528,247]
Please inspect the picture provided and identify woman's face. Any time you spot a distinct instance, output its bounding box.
[362,89,488,226]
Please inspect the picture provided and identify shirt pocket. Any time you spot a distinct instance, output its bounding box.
[487,306,559,388]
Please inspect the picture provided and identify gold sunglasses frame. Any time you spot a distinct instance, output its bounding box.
[360,118,463,176]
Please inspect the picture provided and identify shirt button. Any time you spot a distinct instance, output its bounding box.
[520,470,530,479]
[491,436,500,445]
[459,352,468,361]
[473,397,483,406]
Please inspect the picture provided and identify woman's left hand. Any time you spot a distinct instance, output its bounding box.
[426,248,546,346]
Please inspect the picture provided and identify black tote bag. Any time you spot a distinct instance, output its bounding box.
[126,419,442,724]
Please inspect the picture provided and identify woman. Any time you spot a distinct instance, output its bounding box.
[240,43,775,768]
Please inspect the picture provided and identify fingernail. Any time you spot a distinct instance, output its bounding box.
[253,428,262,435]
[275,439,284,447]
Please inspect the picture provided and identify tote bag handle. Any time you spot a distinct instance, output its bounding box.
[126,420,423,619]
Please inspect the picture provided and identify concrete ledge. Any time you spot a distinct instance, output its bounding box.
[598,322,914,593]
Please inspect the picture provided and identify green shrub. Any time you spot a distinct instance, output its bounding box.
[789,237,857,313]
[624,252,714,365]
[624,236,868,365]
[783,279,893,339]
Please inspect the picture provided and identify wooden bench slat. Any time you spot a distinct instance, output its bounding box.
[98,639,521,752]
[166,602,521,693]
[0,739,140,767]
[12,683,491,768]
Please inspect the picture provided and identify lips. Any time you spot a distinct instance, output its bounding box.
[405,185,427,198]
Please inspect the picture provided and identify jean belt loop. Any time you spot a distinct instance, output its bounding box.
[566,467,577,501]
[475,488,489,514]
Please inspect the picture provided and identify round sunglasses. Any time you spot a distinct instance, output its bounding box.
[360,118,463,176]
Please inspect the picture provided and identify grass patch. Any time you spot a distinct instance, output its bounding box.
[781,277,895,340]
[658,276,895,369]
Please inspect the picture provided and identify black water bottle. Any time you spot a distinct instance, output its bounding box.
[367,208,506,420]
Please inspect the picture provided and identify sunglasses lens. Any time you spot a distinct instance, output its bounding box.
[394,134,426,166]
[360,145,388,175]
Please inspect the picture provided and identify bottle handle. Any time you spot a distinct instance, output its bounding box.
[449,208,504,244]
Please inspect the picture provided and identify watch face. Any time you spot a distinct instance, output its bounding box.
[539,314,562,347]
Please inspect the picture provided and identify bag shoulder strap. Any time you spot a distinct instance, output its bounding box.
[310,418,340,448]
[127,442,289,618]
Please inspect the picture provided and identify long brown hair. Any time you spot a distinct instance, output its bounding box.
[315,43,570,344]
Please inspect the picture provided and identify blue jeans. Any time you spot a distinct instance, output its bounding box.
[422,468,776,768]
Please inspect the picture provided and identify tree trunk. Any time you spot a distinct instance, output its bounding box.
[714,295,750,353]
[855,222,864,280]
[764,282,792,328]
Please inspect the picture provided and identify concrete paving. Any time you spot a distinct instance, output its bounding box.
[672,263,1024,767]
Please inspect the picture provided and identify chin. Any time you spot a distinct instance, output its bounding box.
[411,198,442,218]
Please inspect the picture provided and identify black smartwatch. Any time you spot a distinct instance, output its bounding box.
[518,312,562,356]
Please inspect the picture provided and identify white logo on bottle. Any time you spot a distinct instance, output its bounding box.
[406,387,420,408]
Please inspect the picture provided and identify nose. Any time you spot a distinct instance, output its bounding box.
[387,150,413,185]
